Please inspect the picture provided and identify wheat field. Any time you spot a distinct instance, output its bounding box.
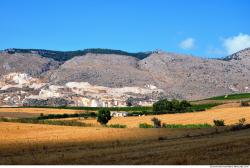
[1,106,250,164]
[0,107,85,116]
[76,106,250,128]
[1,106,250,127]
[0,122,249,164]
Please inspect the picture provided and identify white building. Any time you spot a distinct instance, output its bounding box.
[110,111,128,117]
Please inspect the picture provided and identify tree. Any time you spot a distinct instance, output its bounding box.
[153,99,191,114]
[151,117,162,128]
[171,99,180,112]
[126,97,134,107]
[97,109,111,125]
[179,100,191,111]
[153,99,168,114]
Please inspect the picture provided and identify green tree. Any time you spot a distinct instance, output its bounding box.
[171,99,180,112]
[97,109,111,125]
[179,100,191,112]
[153,99,191,114]
[153,99,168,114]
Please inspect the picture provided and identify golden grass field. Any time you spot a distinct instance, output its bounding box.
[0,105,250,164]
[1,105,250,127]
[0,122,249,164]
[0,107,85,115]
[72,106,250,128]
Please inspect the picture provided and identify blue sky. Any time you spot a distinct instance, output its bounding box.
[0,0,250,58]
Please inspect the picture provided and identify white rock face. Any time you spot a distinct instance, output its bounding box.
[11,73,32,85]
[39,86,62,98]
[65,81,163,98]
[0,73,46,90]
[0,72,164,107]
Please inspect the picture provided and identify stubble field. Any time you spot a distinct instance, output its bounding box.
[0,105,250,164]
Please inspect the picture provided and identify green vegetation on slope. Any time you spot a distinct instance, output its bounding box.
[5,48,152,61]
[188,103,221,111]
[207,93,250,100]
[152,99,220,114]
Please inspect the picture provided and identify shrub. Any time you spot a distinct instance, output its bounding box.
[97,109,111,125]
[0,117,10,122]
[231,118,248,131]
[162,123,212,128]
[139,123,154,128]
[37,112,97,120]
[239,118,246,125]
[0,117,92,127]
[158,136,167,141]
[151,117,162,128]
[213,120,225,126]
[108,124,127,128]
[240,101,249,107]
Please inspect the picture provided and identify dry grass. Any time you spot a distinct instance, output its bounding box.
[0,106,250,164]
[0,122,249,164]
[68,106,250,128]
[0,122,200,147]
[211,102,241,109]
[0,107,86,117]
[0,112,40,118]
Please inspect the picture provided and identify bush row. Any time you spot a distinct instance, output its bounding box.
[162,123,212,128]
[37,112,97,120]
[126,103,220,117]
[108,124,127,128]
[139,123,212,128]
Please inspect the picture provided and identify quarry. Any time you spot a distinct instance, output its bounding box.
[0,73,163,107]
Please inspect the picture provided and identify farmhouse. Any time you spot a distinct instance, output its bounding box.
[111,111,128,117]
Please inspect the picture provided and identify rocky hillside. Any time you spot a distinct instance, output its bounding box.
[1,47,250,106]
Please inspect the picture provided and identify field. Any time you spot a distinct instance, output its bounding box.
[0,107,86,118]
[0,101,250,165]
[207,93,250,100]
[0,122,250,164]
[68,106,250,128]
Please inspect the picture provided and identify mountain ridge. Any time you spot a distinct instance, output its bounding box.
[2,48,153,61]
[1,47,250,107]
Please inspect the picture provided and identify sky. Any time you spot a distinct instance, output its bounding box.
[0,0,250,58]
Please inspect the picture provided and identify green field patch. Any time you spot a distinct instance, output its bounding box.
[162,123,212,128]
[207,93,250,100]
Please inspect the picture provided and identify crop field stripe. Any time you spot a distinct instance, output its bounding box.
[206,93,250,100]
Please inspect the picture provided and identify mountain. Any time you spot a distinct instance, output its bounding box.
[0,47,250,107]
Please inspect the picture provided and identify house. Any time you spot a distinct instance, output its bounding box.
[110,111,128,117]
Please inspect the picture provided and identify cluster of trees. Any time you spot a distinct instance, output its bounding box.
[153,99,191,114]
[97,99,193,125]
